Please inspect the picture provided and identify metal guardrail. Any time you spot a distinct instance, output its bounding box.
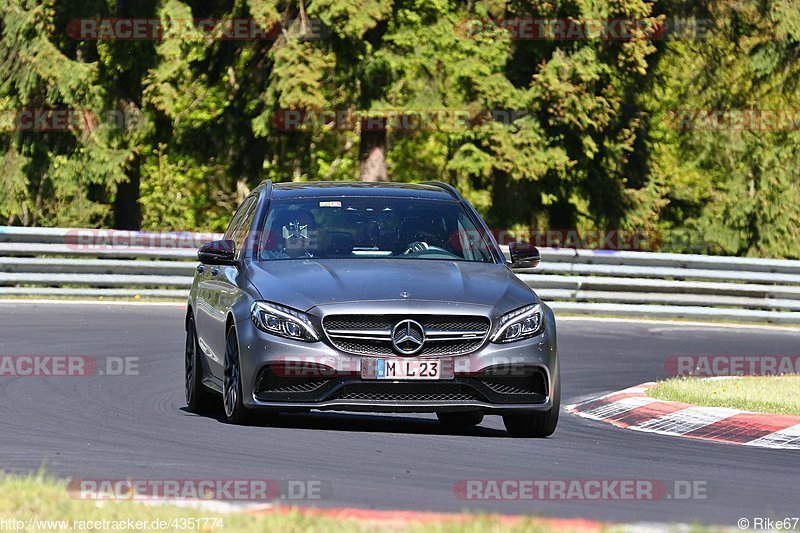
[2,226,800,324]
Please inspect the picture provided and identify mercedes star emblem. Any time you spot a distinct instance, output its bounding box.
[391,319,425,355]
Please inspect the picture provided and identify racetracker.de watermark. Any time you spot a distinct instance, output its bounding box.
[0,355,139,377]
[458,17,712,40]
[266,355,546,377]
[492,229,654,250]
[665,355,800,377]
[59,226,713,256]
[454,479,707,500]
[1,517,224,532]
[66,18,327,40]
[62,229,221,251]
[272,108,529,132]
[68,479,331,501]
[0,109,141,133]
[669,109,800,131]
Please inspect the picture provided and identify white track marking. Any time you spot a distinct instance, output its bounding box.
[133,500,273,513]
[0,299,185,307]
[579,396,659,420]
[630,407,743,435]
[744,423,800,449]
[556,315,800,333]
[572,384,800,449]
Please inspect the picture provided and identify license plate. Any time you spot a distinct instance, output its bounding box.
[361,358,454,380]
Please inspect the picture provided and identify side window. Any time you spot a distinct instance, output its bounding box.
[224,199,249,241]
[457,213,491,262]
[233,195,259,258]
[456,219,473,261]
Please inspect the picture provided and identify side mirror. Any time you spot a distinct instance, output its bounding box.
[508,242,541,270]
[198,239,237,266]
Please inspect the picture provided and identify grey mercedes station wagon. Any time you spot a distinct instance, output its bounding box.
[185,181,560,437]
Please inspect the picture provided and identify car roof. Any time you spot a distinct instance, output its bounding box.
[269,181,457,201]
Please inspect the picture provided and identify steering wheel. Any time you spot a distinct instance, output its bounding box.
[403,241,429,254]
[403,241,450,255]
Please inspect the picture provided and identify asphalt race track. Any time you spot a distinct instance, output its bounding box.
[0,301,797,527]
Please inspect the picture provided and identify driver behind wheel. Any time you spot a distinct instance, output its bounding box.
[262,207,318,259]
[281,209,317,258]
[398,215,453,255]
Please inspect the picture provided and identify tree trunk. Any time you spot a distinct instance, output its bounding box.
[488,168,514,229]
[114,163,141,229]
[359,129,387,181]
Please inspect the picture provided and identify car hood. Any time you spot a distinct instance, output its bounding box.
[246,259,537,313]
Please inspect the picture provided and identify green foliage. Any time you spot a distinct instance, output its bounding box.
[0,0,130,226]
[1,0,798,257]
[139,144,231,231]
[641,0,800,257]
[308,0,393,38]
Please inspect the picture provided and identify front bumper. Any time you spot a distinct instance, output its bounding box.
[235,303,558,414]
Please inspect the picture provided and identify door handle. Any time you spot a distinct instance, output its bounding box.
[196,265,205,274]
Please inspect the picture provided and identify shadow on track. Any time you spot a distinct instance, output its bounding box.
[179,406,509,438]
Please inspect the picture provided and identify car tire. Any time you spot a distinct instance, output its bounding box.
[502,376,560,438]
[436,411,484,429]
[185,315,216,413]
[223,325,253,425]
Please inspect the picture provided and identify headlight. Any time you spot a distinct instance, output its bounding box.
[491,304,544,343]
[251,302,320,342]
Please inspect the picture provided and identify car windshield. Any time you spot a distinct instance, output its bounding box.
[258,197,495,263]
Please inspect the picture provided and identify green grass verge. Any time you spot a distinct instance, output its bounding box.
[648,376,800,416]
[0,473,737,532]
[0,474,570,533]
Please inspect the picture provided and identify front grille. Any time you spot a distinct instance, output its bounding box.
[332,339,394,356]
[252,373,547,406]
[426,318,489,331]
[481,375,545,396]
[421,340,487,357]
[324,316,394,330]
[478,367,548,397]
[335,383,481,402]
[256,372,329,394]
[323,314,490,357]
